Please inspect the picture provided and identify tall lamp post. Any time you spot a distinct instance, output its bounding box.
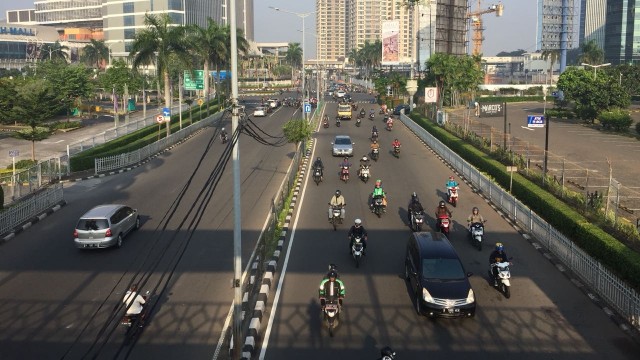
[269,6,315,119]
[581,62,612,79]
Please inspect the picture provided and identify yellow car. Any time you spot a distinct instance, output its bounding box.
[337,103,352,120]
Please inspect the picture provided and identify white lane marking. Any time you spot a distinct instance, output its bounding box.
[258,120,321,360]
[520,126,535,131]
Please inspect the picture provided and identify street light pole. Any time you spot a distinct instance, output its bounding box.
[581,62,612,80]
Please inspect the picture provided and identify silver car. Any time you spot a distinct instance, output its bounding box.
[332,135,354,157]
[74,204,140,249]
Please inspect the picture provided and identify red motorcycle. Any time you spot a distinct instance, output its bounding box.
[436,215,451,236]
[340,165,350,182]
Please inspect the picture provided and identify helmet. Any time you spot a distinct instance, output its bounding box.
[327,270,338,279]
[335,189,341,196]
[394,139,399,142]
[375,179,382,186]
[411,192,418,200]
[473,207,479,213]
[354,218,362,226]
[362,156,368,161]
[381,346,396,359]
[439,200,445,207]
[317,157,321,161]
[373,139,377,144]
[222,127,225,131]
[449,176,455,180]
[496,242,504,252]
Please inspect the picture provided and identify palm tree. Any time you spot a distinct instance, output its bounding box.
[579,39,605,65]
[81,39,109,69]
[541,49,559,85]
[187,18,228,105]
[129,13,190,136]
[40,41,69,62]
[285,43,302,68]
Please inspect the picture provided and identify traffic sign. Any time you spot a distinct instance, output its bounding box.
[184,70,205,90]
[163,107,171,117]
[551,91,558,97]
[527,115,545,128]
[156,114,164,124]
[304,103,311,113]
[197,98,204,106]
[9,150,18,157]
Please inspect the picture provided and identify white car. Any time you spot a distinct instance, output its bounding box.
[335,90,346,98]
[253,106,267,117]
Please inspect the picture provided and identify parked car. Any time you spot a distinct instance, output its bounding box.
[331,135,354,157]
[393,104,412,115]
[253,106,267,117]
[74,204,140,249]
[404,231,476,318]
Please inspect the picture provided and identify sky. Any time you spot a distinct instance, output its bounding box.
[1,0,539,57]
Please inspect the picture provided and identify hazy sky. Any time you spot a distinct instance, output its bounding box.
[1,0,539,57]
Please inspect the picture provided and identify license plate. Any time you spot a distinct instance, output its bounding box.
[444,308,460,314]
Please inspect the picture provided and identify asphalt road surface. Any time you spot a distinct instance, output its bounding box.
[258,94,640,359]
[0,96,300,359]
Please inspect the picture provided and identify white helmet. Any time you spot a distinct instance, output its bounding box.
[222,127,225,131]
[362,156,368,161]
[355,218,362,225]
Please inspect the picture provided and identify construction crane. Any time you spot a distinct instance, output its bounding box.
[468,1,504,56]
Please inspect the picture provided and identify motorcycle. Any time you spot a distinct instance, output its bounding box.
[323,119,329,128]
[340,165,350,182]
[356,118,362,127]
[220,133,228,144]
[372,196,385,217]
[336,118,341,127]
[322,295,341,337]
[371,148,379,161]
[371,131,378,142]
[359,165,370,183]
[369,113,375,120]
[447,186,459,207]
[359,110,366,119]
[392,145,400,158]
[120,290,151,335]
[351,235,364,268]
[313,167,323,185]
[379,108,385,115]
[330,205,343,231]
[469,221,485,251]
[386,121,393,131]
[410,211,424,232]
[490,261,512,298]
[436,214,451,236]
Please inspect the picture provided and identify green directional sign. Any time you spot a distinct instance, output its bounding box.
[184,70,204,90]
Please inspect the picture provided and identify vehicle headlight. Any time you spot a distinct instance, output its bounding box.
[466,289,475,304]
[422,288,434,303]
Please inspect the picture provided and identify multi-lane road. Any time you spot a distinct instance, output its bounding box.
[0,92,638,359]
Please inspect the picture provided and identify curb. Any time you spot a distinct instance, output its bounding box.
[405,117,640,341]
[230,142,313,359]
[1,200,67,244]
[61,127,207,184]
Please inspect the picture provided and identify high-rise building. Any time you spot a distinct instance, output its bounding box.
[34,0,103,28]
[603,0,640,64]
[579,0,606,50]
[316,0,351,62]
[538,0,577,51]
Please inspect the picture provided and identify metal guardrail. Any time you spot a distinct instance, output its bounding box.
[1,156,69,207]
[94,112,224,174]
[0,183,64,237]
[399,112,640,331]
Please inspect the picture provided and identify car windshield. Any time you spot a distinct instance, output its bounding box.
[335,137,352,145]
[421,258,466,280]
[338,105,351,111]
[77,219,109,231]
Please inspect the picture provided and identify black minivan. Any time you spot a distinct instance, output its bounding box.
[404,232,476,318]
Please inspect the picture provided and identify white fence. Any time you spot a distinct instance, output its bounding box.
[0,183,64,237]
[1,156,68,206]
[399,112,640,330]
[95,112,224,174]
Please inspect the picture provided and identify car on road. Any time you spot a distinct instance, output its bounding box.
[74,204,140,249]
[405,232,476,318]
[394,104,412,115]
[337,103,353,120]
[253,106,267,117]
[331,135,354,157]
[267,99,280,109]
[335,89,346,98]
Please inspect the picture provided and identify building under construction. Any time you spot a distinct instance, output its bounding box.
[434,0,469,56]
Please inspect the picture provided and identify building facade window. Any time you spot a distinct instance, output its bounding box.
[123,2,134,14]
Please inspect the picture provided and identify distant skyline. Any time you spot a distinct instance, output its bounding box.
[1,0,542,57]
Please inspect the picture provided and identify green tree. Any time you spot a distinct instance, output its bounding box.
[541,49,559,84]
[12,79,59,160]
[81,39,109,69]
[187,18,227,103]
[100,59,142,113]
[39,61,94,121]
[282,118,311,147]
[425,53,483,107]
[0,78,18,124]
[285,43,302,68]
[129,13,190,136]
[578,39,605,65]
[40,41,69,62]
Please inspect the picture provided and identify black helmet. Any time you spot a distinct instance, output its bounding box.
[327,270,338,279]
[381,346,396,359]
[335,189,341,196]
[473,207,479,213]
[439,200,445,207]
[411,192,418,200]
[317,157,321,161]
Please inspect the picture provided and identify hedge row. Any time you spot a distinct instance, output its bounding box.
[477,96,544,104]
[70,101,223,171]
[413,113,640,289]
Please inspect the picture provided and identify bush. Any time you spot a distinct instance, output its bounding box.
[636,121,640,134]
[50,121,82,130]
[545,108,574,119]
[477,96,544,103]
[598,108,633,131]
[0,185,2,210]
[6,159,37,170]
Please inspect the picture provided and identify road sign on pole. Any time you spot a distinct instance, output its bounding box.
[184,70,205,90]
[527,115,545,128]
[9,150,19,157]
[163,107,171,117]
[304,103,311,113]
[156,114,164,123]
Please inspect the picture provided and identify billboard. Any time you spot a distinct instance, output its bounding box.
[479,102,505,118]
[381,20,400,65]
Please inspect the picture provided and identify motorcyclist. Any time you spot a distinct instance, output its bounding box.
[359,107,366,117]
[446,175,459,199]
[386,116,394,129]
[312,156,325,179]
[369,109,375,117]
[328,189,346,222]
[407,192,424,223]
[489,242,510,286]
[339,157,351,179]
[370,179,387,211]
[467,207,485,230]
[379,346,396,360]
[220,128,228,142]
[347,218,368,254]
[434,200,452,228]
[391,138,401,149]
[371,126,379,139]
[122,284,146,316]
[359,155,370,168]
[319,268,345,309]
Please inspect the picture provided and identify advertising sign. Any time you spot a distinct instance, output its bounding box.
[527,115,545,128]
[479,102,504,118]
[381,20,400,65]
